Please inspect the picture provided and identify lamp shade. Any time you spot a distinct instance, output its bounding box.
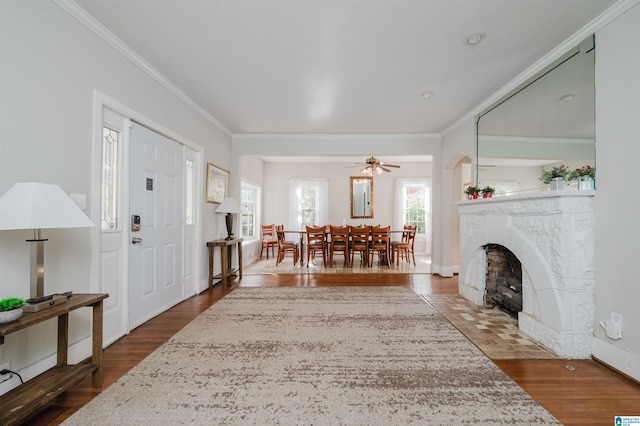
[215,197,240,214]
[0,183,95,230]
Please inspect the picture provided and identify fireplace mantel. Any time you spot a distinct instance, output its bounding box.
[458,190,595,358]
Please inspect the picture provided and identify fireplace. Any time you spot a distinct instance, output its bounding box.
[484,244,522,317]
[458,191,595,358]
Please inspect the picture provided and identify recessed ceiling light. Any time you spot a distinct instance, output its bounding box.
[561,94,575,101]
[466,33,485,45]
[422,91,433,98]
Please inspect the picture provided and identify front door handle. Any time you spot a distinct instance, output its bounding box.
[131,237,143,245]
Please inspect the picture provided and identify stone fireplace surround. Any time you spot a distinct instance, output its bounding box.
[458,191,595,358]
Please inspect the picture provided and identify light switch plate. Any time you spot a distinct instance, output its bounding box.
[71,193,87,211]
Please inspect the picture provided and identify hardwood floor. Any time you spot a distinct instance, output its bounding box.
[24,274,640,425]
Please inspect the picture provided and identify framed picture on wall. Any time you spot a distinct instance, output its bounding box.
[205,162,229,204]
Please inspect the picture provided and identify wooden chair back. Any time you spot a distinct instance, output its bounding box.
[305,225,327,267]
[328,225,350,267]
[260,224,277,259]
[370,226,391,267]
[349,226,370,267]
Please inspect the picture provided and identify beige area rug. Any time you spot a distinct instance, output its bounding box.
[65,287,560,425]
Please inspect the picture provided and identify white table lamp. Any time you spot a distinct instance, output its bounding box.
[0,183,95,299]
[215,197,240,240]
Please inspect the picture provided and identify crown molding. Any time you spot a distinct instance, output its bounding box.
[232,133,440,141]
[442,0,640,137]
[53,0,232,137]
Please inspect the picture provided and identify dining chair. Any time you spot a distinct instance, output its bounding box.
[391,225,416,265]
[349,226,370,267]
[328,225,350,267]
[305,225,327,268]
[275,225,299,266]
[369,226,391,267]
[260,224,277,259]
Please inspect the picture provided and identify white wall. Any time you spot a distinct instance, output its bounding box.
[0,1,230,388]
[438,121,475,275]
[591,2,640,380]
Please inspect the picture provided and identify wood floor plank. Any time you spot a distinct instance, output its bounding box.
[20,274,640,425]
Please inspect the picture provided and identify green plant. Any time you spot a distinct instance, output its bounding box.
[464,185,480,196]
[0,297,26,312]
[481,186,495,195]
[539,165,570,184]
[568,165,595,181]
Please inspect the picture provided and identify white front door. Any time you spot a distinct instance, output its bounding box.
[128,123,184,329]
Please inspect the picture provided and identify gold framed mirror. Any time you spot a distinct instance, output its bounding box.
[350,176,373,219]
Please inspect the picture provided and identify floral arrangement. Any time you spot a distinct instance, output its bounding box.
[0,297,25,312]
[465,185,480,198]
[539,165,570,184]
[569,165,595,180]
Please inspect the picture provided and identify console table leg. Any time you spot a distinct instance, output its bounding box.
[57,313,69,366]
[92,300,104,386]
[221,244,229,290]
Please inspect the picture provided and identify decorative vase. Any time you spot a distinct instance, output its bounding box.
[483,193,492,198]
[0,307,23,324]
[578,175,594,190]
[550,177,565,190]
[472,193,478,199]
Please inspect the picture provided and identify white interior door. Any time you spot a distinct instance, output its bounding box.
[129,123,184,329]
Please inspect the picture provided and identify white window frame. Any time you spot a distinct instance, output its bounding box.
[240,180,260,241]
[288,178,329,230]
[394,178,431,255]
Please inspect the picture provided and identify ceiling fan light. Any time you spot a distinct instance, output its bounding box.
[361,167,373,176]
[375,167,384,175]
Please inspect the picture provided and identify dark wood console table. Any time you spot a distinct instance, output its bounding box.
[0,293,108,425]
[207,238,243,290]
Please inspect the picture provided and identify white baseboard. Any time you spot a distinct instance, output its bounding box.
[431,264,454,277]
[592,337,640,382]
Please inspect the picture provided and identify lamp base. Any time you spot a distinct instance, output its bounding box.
[22,294,68,312]
[225,213,233,241]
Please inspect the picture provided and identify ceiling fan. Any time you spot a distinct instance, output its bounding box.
[354,156,400,175]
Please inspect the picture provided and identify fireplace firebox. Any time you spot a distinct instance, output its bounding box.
[484,244,522,318]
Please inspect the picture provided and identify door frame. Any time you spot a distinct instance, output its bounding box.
[91,90,204,346]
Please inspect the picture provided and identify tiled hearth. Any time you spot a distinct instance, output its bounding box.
[424,294,557,360]
[458,190,595,358]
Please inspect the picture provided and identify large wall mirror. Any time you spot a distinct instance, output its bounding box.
[350,176,373,219]
[476,35,596,195]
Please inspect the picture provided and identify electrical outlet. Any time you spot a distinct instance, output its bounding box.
[611,312,623,332]
[605,319,622,339]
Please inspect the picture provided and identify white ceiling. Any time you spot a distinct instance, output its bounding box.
[72,0,617,135]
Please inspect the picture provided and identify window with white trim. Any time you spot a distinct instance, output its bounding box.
[394,178,431,255]
[185,159,195,225]
[101,126,121,231]
[289,178,329,229]
[241,181,259,239]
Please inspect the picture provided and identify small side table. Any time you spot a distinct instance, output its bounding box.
[207,238,243,290]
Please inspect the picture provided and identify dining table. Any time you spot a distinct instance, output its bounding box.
[278,227,409,267]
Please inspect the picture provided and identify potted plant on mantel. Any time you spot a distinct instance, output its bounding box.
[0,297,26,324]
[539,165,570,190]
[481,186,495,198]
[465,185,481,199]
[569,165,596,190]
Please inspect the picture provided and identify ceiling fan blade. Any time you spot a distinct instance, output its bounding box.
[379,166,391,172]
[381,163,400,168]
